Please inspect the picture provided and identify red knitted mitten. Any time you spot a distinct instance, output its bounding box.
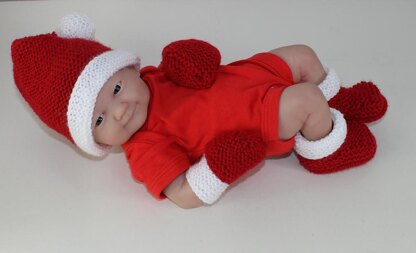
[205,130,267,184]
[160,39,221,89]
[294,108,377,174]
[186,130,267,204]
[319,68,388,123]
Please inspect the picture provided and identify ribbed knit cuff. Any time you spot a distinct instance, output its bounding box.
[294,108,347,160]
[318,68,341,101]
[185,156,229,205]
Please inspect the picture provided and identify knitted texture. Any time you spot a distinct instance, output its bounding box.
[186,156,229,204]
[67,49,140,156]
[294,109,347,160]
[161,39,221,89]
[319,68,341,101]
[328,81,388,123]
[319,68,388,123]
[295,120,377,174]
[205,130,267,184]
[11,14,140,157]
[12,33,110,143]
[55,13,95,39]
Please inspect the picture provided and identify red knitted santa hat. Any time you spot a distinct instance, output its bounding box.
[11,14,140,157]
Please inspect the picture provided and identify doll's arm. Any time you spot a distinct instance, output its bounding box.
[163,130,267,208]
[160,39,221,89]
[163,172,203,209]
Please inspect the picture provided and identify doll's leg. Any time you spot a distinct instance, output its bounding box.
[270,45,387,123]
[269,44,326,84]
[279,82,377,174]
[278,82,332,141]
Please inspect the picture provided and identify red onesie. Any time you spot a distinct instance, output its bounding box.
[122,52,295,199]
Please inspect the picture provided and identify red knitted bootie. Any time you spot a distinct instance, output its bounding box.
[294,108,377,174]
[319,68,388,123]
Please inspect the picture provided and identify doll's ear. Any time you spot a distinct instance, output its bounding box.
[160,39,221,89]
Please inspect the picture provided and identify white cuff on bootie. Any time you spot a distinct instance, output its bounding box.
[186,156,229,205]
[319,68,341,101]
[294,108,347,160]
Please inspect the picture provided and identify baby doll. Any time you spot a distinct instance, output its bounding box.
[12,14,387,209]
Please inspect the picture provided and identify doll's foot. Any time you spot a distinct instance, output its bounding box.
[319,68,388,123]
[294,108,377,174]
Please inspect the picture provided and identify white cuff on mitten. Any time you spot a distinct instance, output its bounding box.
[318,68,341,101]
[294,108,347,160]
[186,156,229,205]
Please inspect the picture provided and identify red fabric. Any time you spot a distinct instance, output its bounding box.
[11,33,111,143]
[123,132,191,198]
[123,52,295,199]
[329,81,388,123]
[296,121,377,174]
[205,130,267,184]
[161,39,221,89]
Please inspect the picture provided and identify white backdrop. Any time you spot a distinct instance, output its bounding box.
[1,1,415,252]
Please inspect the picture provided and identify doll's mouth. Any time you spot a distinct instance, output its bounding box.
[123,104,136,127]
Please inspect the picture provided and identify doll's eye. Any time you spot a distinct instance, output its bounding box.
[113,82,122,95]
[96,115,104,126]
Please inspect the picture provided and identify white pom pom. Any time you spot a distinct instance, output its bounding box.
[56,13,95,40]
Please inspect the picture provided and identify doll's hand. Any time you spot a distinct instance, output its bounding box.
[160,39,221,89]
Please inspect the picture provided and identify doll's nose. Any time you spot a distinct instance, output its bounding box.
[113,102,129,121]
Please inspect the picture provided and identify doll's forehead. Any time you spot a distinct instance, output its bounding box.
[106,66,135,81]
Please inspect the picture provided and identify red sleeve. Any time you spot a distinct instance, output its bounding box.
[122,132,191,200]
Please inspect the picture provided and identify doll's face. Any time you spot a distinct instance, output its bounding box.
[92,67,150,146]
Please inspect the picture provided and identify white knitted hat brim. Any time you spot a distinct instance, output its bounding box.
[67,49,140,157]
